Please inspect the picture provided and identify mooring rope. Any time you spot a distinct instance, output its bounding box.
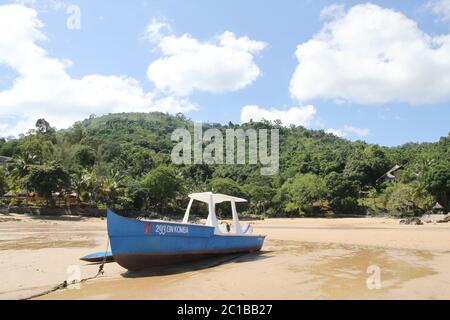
[22,239,111,300]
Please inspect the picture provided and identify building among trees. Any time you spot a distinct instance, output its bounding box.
[376,165,402,184]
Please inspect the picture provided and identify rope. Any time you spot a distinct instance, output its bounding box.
[95,238,110,277]
[22,239,111,300]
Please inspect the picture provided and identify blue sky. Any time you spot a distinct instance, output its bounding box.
[0,0,449,146]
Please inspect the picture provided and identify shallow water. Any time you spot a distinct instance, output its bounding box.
[0,236,96,250]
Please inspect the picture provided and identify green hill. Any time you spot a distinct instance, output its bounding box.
[0,112,448,217]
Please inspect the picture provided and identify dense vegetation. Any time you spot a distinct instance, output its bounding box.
[0,112,448,217]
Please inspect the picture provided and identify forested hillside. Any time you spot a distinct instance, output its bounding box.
[0,112,448,217]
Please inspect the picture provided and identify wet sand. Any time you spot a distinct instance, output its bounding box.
[0,214,449,300]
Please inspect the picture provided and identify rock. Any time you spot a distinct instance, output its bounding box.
[437,214,450,223]
[400,217,423,225]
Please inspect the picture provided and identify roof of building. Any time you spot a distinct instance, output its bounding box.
[376,165,402,183]
[432,202,444,210]
[386,165,402,178]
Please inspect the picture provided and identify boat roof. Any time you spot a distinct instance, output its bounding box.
[188,192,247,204]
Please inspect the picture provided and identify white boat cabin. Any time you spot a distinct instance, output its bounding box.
[182,192,253,236]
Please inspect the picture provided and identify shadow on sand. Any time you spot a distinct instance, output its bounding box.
[120,250,273,278]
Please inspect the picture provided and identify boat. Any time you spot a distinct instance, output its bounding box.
[107,192,266,271]
[80,251,114,263]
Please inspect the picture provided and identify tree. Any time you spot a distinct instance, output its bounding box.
[245,183,275,215]
[324,172,360,213]
[401,156,449,209]
[19,134,55,165]
[127,149,156,177]
[140,166,183,212]
[98,169,125,207]
[384,183,417,216]
[9,152,38,189]
[71,170,87,203]
[26,163,71,207]
[0,168,7,196]
[244,175,276,215]
[209,178,246,198]
[344,145,390,189]
[282,173,326,215]
[66,122,85,144]
[74,146,96,168]
[71,169,101,204]
[423,161,450,208]
[35,119,55,136]
[0,138,20,157]
[210,178,248,217]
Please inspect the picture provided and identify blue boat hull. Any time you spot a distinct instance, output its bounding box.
[107,210,265,271]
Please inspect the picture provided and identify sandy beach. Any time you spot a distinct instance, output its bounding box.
[0,214,449,300]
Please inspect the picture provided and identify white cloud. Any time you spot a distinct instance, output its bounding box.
[240,105,317,127]
[14,0,68,12]
[146,20,267,96]
[149,96,197,114]
[427,0,450,22]
[326,126,370,138]
[0,4,196,137]
[143,17,172,43]
[320,3,345,20]
[290,3,450,104]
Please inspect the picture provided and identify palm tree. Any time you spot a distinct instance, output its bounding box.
[82,170,98,204]
[9,152,38,190]
[99,169,125,207]
[70,169,99,204]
